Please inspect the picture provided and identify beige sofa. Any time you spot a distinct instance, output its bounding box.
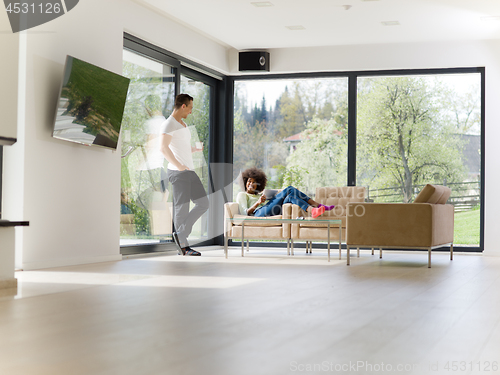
[290,186,366,258]
[224,186,366,259]
[223,202,293,257]
[346,184,454,268]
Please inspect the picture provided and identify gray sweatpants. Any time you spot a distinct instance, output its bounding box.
[167,169,209,248]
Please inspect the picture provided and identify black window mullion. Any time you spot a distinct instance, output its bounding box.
[480,67,486,251]
[347,74,357,186]
[230,66,484,251]
[0,146,3,218]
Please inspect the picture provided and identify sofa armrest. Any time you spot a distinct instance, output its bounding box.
[282,203,292,237]
[282,203,293,219]
[346,203,454,248]
[225,202,239,218]
[224,203,240,233]
[289,204,304,238]
[432,204,455,246]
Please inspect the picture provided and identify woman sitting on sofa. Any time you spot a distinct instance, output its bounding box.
[236,167,333,218]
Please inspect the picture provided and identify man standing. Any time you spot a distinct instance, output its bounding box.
[159,94,209,256]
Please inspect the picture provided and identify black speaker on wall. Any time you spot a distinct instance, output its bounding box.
[239,51,270,72]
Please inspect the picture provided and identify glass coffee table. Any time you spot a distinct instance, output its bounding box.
[225,217,342,262]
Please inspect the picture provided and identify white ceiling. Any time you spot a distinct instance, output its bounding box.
[138,0,500,50]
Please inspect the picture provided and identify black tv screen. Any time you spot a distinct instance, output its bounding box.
[52,55,130,150]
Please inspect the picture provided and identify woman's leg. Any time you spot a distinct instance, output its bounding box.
[253,200,282,217]
[253,196,285,217]
[283,195,325,218]
[279,186,325,208]
[283,195,310,212]
[279,186,311,202]
[280,185,334,211]
[254,186,324,217]
[279,188,326,218]
[253,186,307,217]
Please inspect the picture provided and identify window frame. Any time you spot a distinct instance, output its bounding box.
[121,34,228,254]
[230,67,485,252]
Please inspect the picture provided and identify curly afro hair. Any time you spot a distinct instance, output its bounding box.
[241,167,267,193]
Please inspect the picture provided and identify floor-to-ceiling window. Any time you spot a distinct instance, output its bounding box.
[357,73,482,247]
[232,68,484,250]
[233,77,348,197]
[120,35,222,251]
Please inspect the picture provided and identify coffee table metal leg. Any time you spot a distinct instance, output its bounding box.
[339,225,342,260]
[225,233,228,259]
[241,223,245,257]
[347,246,350,265]
[328,223,331,262]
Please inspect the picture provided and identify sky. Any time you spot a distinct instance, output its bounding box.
[235,73,481,111]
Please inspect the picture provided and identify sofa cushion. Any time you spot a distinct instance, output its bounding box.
[230,226,284,239]
[413,184,451,204]
[297,227,345,241]
[436,187,452,204]
[315,187,365,217]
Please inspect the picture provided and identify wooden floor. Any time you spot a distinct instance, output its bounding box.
[0,248,499,375]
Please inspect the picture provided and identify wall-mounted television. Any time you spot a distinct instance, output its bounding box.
[52,55,130,150]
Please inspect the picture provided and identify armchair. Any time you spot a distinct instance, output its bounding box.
[346,184,454,268]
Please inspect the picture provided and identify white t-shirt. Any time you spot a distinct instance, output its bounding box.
[160,115,194,171]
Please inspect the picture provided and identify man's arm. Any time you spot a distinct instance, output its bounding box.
[160,133,189,171]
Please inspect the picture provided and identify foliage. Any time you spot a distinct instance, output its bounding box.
[281,166,308,190]
[286,116,348,194]
[120,60,174,237]
[357,77,467,202]
[441,83,481,135]
[276,84,307,138]
[130,198,150,235]
[266,164,286,189]
[233,112,289,179]
[233,79,349,194]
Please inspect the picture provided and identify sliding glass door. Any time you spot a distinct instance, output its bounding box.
[120,37,221,250]
[120,49,176,247]
[178,71,214,244]
[357,73,481,246]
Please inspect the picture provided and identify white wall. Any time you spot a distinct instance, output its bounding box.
[230,40,500,256]
[2,0,229,270]
[0,10,18,141]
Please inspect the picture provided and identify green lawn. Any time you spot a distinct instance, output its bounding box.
[454,208,480,245]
